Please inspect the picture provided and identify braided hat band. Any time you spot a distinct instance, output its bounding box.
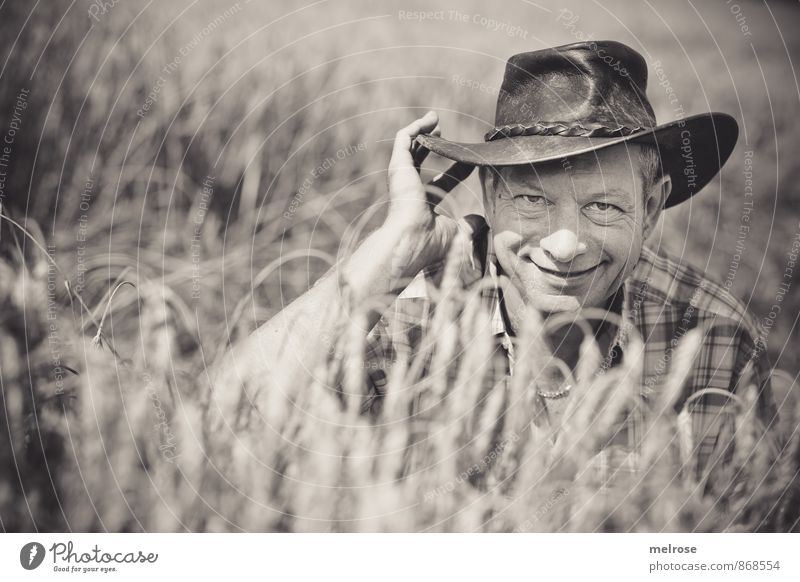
[484,121,649,141]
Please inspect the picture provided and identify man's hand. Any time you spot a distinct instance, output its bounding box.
[384,111,484,282]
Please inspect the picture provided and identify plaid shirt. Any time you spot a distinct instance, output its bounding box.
[362,231,780,483]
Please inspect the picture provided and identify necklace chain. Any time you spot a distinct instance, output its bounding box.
[537,384,572,399]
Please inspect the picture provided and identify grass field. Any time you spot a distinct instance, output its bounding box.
[1,0,799,532]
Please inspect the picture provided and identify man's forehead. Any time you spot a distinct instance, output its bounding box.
[490,149,646,197]
[503,148,640,183]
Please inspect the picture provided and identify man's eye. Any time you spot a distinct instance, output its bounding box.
[586,201,621,213]
[513,195,547,207]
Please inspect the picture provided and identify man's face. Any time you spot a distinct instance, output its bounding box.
[481,144,665,315]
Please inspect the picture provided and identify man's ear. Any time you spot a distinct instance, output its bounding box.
[643,172,672,239]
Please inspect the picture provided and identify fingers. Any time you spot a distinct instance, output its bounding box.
[405,110,439,137]
[412,124,439,170]
[390,111,439,170]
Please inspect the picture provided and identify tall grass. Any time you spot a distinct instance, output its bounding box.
[1,0,799,532]
[2,218,799,532]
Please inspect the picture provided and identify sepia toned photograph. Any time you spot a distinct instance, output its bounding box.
[1,0,799,547]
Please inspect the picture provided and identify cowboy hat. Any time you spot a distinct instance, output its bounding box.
[415,40,738,207]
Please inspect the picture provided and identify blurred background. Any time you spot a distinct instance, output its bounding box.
[1,0,798,531]
[1,0,798,367]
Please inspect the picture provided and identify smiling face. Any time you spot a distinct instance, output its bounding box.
[480,143,671,317]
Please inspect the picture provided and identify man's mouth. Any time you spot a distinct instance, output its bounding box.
[536,263,601,279]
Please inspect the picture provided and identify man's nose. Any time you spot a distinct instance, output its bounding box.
[539,229,587,263]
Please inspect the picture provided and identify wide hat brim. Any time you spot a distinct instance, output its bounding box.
[415,112,738,208]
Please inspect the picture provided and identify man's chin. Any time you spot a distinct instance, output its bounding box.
[529,293,584,316]
[524,286,619,315]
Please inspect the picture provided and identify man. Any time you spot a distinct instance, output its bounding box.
[214,41,779,480]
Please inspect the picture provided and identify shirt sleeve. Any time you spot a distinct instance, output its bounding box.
[732,325,782,452]
[361,315,394,416]
[689,319,782,479]
[361,292,432,416]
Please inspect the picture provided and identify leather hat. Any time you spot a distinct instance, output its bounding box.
[416,40,738,207]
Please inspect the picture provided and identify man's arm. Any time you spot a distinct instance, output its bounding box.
[210,225,433,402]
[206,111,476,425]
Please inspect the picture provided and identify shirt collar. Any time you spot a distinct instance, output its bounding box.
[481,232,510,336]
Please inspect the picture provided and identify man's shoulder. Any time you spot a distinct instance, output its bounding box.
[634,246,774,413]
[635,245,763,339]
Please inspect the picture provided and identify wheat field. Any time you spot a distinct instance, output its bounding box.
[1,0,799,532]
